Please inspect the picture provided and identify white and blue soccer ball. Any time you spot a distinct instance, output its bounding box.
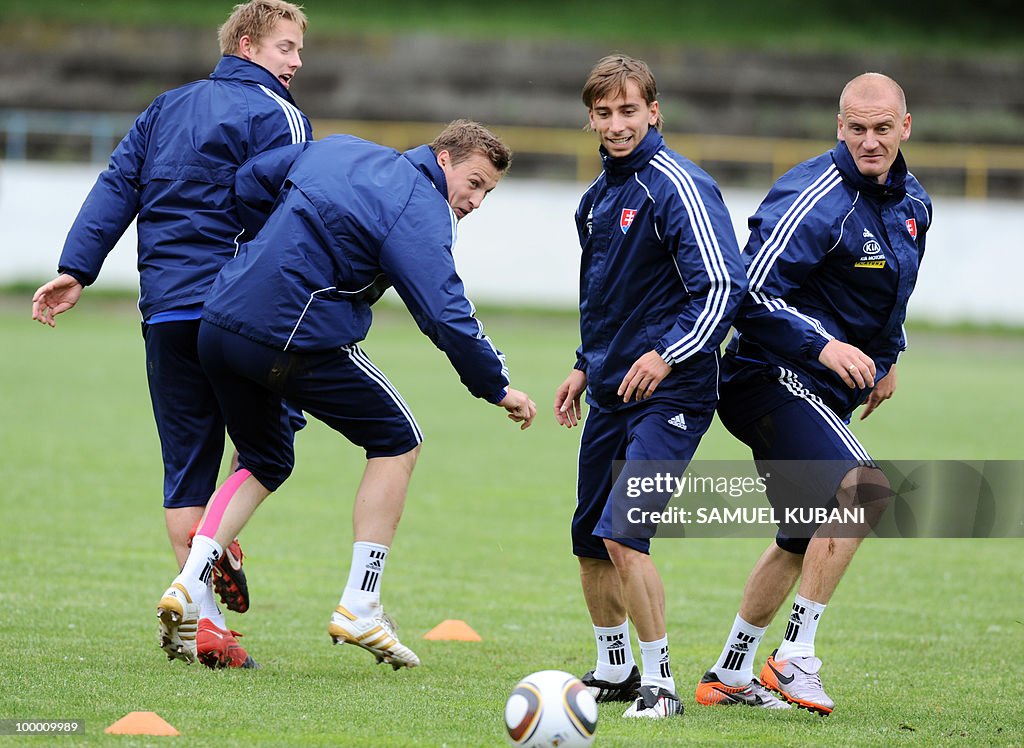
[504,670,598,747]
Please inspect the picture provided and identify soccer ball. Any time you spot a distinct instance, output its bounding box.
[504,670,598,747]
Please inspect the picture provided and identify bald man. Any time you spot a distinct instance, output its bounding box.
[694,73,932,714]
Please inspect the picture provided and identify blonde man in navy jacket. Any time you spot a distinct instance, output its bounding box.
[31,0,311,669]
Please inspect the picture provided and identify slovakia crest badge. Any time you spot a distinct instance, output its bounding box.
[905,218,917,238]
[620,208,638,234]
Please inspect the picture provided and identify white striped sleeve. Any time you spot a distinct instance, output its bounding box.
[650,152,733,364]
[748,164,841,288]
[744,163,844,342]
[259,85,307,144]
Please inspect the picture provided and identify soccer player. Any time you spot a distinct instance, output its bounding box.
[155,120,537,669]
[694,73,931,714]
[30,0,311,669]
[553,55,751,718]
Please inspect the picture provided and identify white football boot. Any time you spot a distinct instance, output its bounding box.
[157,583,200,664]
[759,650,834,715]
[328,605,420,669]
[622,685,684,718]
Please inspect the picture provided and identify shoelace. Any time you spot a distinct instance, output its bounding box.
[803,670,825,692]
[750,682,783,704]
[376,611,399,636]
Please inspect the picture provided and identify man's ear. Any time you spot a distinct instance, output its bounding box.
[238,34,255,61]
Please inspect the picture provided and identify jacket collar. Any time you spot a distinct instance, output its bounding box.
[402,145,448,199]
[832,140,908,201]
[600,128,665,181]
[210,55,298,105]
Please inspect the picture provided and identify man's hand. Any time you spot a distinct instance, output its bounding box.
[499,388,537,430]
[617,350,671,403]
[32,274,84,328]
[554,369,587,428]
[818,339,876,390]
[860,365,897,420]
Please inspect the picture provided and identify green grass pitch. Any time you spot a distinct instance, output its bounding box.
[1,298,1022,746]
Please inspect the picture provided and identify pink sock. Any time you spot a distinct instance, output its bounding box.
[197,468,251,541]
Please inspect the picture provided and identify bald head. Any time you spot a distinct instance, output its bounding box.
[837,72,912,184]
[840,73,907,118]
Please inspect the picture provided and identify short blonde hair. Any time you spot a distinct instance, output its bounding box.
[218,0,308,56]
[582,54,664,130]
[429,119,512,174]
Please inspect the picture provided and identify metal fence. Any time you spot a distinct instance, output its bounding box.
[3,109,1023,199]
[315,119,1024,200]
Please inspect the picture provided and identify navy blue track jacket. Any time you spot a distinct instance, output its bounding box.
[574,128,747,410]
[724,141,932,420]
[56,56,311,320]
[202,135,511,404]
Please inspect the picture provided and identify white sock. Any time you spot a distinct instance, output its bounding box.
[199,583,227,630]
[339,541,388,618]
[175,534,222,604]
[592,621,635,682]
[711,614,768,686]
[638,635,675,694]
[775,594,826,660]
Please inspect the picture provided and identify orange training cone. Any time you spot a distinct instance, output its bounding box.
[105,711,179,736]
[422,619,482,641]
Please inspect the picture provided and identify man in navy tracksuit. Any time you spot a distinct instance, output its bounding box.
[157,120,536,670]
[31,0,311,668]
[695,73,931,714]
[554,55,750,719]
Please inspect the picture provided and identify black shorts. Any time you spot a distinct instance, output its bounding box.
[718,366,873,553]
[572,398,714,559]
[144,319,305,506]
[197,322,422,491]
[143,319,227,509]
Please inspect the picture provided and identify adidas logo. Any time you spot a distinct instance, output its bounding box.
[730,642,749,652]
[366,559,382,570]
[607,640,625,650]
[789,611,802,624]
[863,228,875,238]
[668,413,687,430]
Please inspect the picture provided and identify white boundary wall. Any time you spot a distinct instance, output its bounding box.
[3,160,1023,324]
